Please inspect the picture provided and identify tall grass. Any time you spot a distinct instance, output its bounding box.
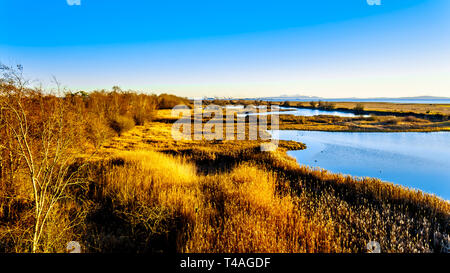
[74,150,199,252]
[57,147,449,253]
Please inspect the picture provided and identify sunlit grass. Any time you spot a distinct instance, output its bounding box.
[70,120,449,253]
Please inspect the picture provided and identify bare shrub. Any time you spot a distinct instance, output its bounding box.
[109,115,135,136]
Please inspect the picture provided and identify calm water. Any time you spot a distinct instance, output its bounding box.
[274,130,450,200]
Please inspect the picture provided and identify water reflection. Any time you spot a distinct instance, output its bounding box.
[274,130,450,200]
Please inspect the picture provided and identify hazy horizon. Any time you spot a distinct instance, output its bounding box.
[1,0,449,98]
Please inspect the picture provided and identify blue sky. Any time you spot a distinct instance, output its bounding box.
[1,0,449,98]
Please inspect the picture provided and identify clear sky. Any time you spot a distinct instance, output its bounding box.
[1,0,449,98]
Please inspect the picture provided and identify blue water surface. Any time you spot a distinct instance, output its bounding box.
[274,130,450,201]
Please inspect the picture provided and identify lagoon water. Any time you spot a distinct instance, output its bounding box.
[274,130,450,200]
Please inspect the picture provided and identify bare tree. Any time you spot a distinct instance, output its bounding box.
[0,65,85,252]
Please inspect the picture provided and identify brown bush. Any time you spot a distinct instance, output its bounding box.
[354,103,365,113]
[64,88,158,142]
[157,93,190,109]
[281,101,292,107]
[403,116,422,123]
[310,101,318,108]
[385,117,399,125]
[318,101,336,110]
[109,115,135,136]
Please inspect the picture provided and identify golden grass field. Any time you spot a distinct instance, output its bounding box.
[66,109,448,253]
